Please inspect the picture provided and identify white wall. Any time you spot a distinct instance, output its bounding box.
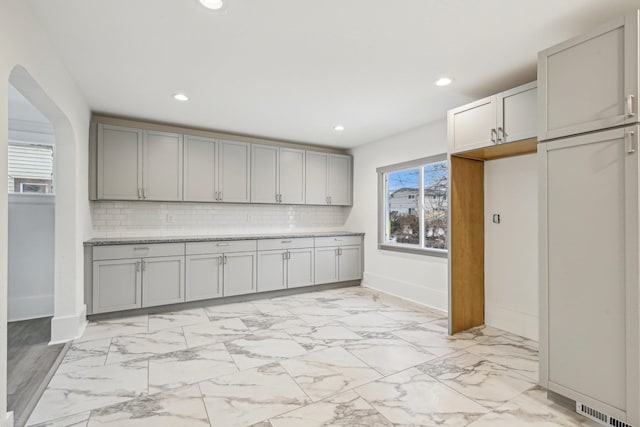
[346,120,449,311]
[8,194,54,321]
[484,154,538,340]
[1,0,91,422]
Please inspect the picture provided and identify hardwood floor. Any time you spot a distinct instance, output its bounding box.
[7,317,68,427]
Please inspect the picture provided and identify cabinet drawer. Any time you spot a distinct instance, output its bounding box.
[93,243,185,261]
[257,238,314,251]
[186,240,257,255]
[315,235,362,248]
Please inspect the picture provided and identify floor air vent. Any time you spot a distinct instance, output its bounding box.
[576,402,634,427]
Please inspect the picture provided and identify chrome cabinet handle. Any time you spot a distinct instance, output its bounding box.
[137,188,142,199]
[491,128,497,144]
[218,191,223,201]
[626,94,636,117]
[216,243,229,247]
[133,246,149,251]
[142,188,147,199]
[626,130,637,154]
[287,251,291,260]
[498,127,505,143]
[135,261,141,272]
[281,240,292,243]
[141,260,146,271]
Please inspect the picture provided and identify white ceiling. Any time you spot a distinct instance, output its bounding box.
[28,0,640,148]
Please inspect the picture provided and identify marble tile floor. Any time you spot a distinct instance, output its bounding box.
[27,286,599,427]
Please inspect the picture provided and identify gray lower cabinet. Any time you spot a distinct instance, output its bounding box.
[314,247,340,285]
[93,258,142,314]
[338,245,362,282]
[314,243,362,285]
[257,247,315,291]
[223,251,257,296]
[141,256,185,307]
[257,250,287,292]
[287,248,314,288]
[88,235,361,314]
[185,254,223,301]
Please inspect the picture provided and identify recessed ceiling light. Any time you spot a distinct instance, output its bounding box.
[334,125,345,132]
[172,93,189,102]
[435,77,453,86]
[199,0,224,10]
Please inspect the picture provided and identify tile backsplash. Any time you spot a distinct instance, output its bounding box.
[91,201,351,238]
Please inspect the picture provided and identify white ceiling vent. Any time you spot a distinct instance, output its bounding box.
[576,402,634,427]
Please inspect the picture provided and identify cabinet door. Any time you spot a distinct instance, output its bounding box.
[447,96,497,153]
[338,245,362,281]
[93,259,142,313]
[497,82,537,144]
[251,144,279,204]
[305,152,329,205]
[539,12,638,141]
[186,254,223,302]
[287,248,314,288]
[219,140,251,203]
[314,246,339,285]
[142,256,185,307]
[223,251,257,296]
[184,136,218,202]
[143,131,183,201]
[544,128,634,414]
[97,124,142,200]
[257,250,287,292]
[279,148,305,205]
[328,154,352,206]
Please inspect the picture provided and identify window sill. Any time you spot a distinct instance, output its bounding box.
[378,243,448,258]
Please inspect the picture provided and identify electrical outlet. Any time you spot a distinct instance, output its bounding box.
[492,214,500,224]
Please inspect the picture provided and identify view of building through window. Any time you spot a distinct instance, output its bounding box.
[8,143,54,194]
[384,159,447,251]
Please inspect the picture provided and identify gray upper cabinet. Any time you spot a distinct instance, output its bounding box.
[251,144,279,204]
[497,82,537,144]
[448,81,537,153]
[538,10,639,141]
[251,145,305,204]
[97,125,183,201]
[143,131,183,201]
[279,148,305,204]
[97,124,143,200]
[184,135,218,202]
[305,151,329,205]
[305,152,352,206]
[448,96,497,153]
[219,140,251,203]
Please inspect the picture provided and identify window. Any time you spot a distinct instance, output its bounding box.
[377,154,448,256]
[8,142,54,194]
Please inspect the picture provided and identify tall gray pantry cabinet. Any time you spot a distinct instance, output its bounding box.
[538,9,639,426]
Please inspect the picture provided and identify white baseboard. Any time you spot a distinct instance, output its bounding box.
[362,271,447,312]
[7,294,54,322]
[2,411,14,427]
[485,303,538,341]
[50,304,87,344]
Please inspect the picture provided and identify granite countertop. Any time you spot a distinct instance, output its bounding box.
[84,231,364,246]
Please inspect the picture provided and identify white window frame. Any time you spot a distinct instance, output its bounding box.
[377,153,448,258]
